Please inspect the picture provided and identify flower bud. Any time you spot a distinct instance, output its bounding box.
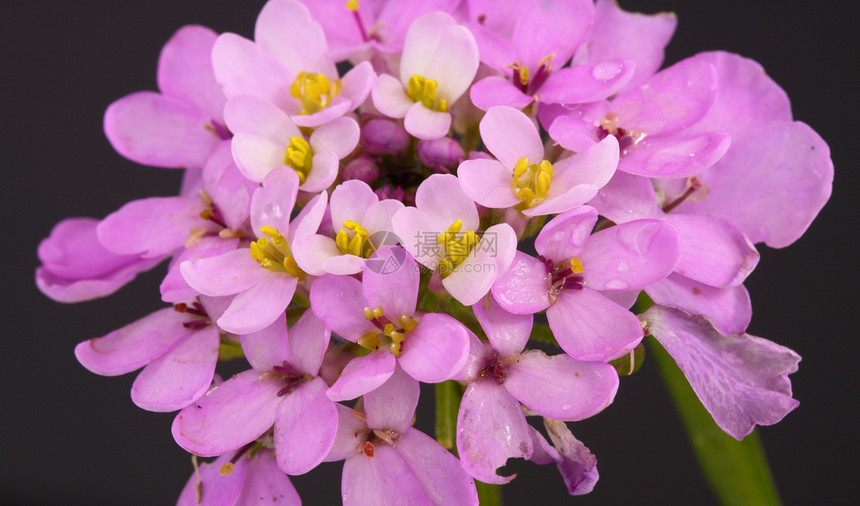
[417,137,465,172]
[341,156,380,184]
[361,118,410,156]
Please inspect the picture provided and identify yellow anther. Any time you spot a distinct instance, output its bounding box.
[372,306,385,319]
[390,341,402,357]
[436,220,480,278]
[260,226,279,238]
[519,65,530,86]
[346,0,359,11]
[283,257,304,278]
[383,323,395,337]
[570,258,584,274]
[220,462,234,475]
[198,189,213,205]
[512,157,554,209]
[358,333,383,350]
[199,209,213,221]
[399,315,418,332]
[336,221,375,258]
[406,74,448,112]
[538,53,556,72]
[284,136,313,183]
[290,71,342,115]
[249,226,305,278]
[363,307,376,320]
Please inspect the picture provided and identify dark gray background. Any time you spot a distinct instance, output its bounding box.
[2,1,855,504]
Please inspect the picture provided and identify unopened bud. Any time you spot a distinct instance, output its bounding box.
[417,137,465,172]
[361,118,410,156]
[342,156,380,183]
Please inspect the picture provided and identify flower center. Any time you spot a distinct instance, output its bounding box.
[358,306,418,357]
[406,75,448,112]
[480,350,508,385]
[260,361,310,397]
[336,220,375,258]
[249,226,305,278]
[512,157,553,209]
[510,53,554,94]
[436,220,479,278]
[290,71,342,115]
[599,113,647,154]
[173,301,213,330]
[284,136,314,184]
[542,256,585,304]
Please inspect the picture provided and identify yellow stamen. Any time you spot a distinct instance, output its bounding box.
[336,220,375,258]
[362,307,376,320]
[538,53,556,72]
[519,65,530,86]
[512,157,554,209]
[290,71,342,115]
[406,75,448,112]
[249,226,305,279]
[358,332,383,350]
[570,258,584,274]
[358,308,418,357]
[346,0,359,11]
[284,136,313,184]
[436,220,480,278]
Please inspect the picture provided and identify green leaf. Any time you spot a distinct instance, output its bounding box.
[648,337,782,506]
[435,380,465,450]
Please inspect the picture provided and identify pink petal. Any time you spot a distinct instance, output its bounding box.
[326,350,397,401]
[619,131,731,178]
[401,12,456,86]
[539,419,599,495]
[230,133,286,183]
[404,103,451,140]
[469,76,533,111]
[176,452,247,506]
[534,206,598,263]
[211,33,295,111]
[131,325,219,412]
[371,73,413,119]
[491,251,551,315]
[339,60,377,109]
[364,364,420,433]
[172,369,284,456]
[290,97,353,128]
[200,141,255,231]
[274,377,339,475]
[292,234,342,276]
[642,305,800,440]
[480,106,544,169]
[310,274,377,341]
[588,170,661,224]
[414,174,480,231]
[326,403,369,463]
[363,246,419,319]
[237,449,301,504]
[443,223,517,306]
[180,248,269,297]
[287,191,327,244]
[391,429,479,505]
[506,350,618,420]
[418,22,479,103]
[249,168,300,234]
[255,0,336,76]
[547,288,644,361]
[580,219,680,291]
[303,150,340,192]
[456,380,532,484]
[157,25,225,123]
[330,180,379,231]
[103,91,219,168]
[287,310,331,376]
[224,95,301,144]
[512,0,593,71]
[342,442,433,505]
[217,273,298,335]
[473,294,532,358]
[398,313,470,383]
[457,158,520,209]
[391,207,445,269]
[74,308,191,376]
[645,273,752,335]
[539,60,635,105]
[240,312,290,371]
[311,116,361,160]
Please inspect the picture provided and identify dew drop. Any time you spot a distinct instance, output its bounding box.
[605,279,629,290]
[592,61,622,81]
[264,203,282,220]
[617,261,629,272]
[562,404,572,411]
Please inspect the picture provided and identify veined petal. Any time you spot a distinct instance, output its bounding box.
[645,273,752,335]
[310,274,377,341]
[491,251,551,315]
[473,293,532,358]
[342,442,433,505]
[534,206,598,263]
[217,273,298,335]
[643,305,800,440]
[326,350,397,401]
[176,452,247,506]
[480,106,544,169]
[398,313,470,383]
[288,310,331,376]
[469,76,533,111]
[238,449,301,504]
[364,365,420,433]
[239,312,290,372]
[363,246,419,319]
[512,0,593,71]
[538,60,636,105]
[588,170,661,224]
[274,377,338,475]
[156,25,225,123]
[618,131,731,178]
[172,368,284,456]
[391,429,479,506]
[131,325,219,412]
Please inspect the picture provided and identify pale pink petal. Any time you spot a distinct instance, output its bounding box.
[398,313,470,383]
[172,369,284,456]
[339,60,377,109]
[462,19,517,70]
[491,251,551,314]
[473,294,532,358]
[443,223,517,306]
[240,313,290,371]
[292,234,341,276]
[224,95,301,144]
[288,310,331,376]
[534,206,598,262]
[404,103,452,140]
[371,73,413,119]
[180,248,269,297]
[619,131,731,178]
[249,168,300,234]
[231,133,286,182]
[400,12,457,86]
[480,106,544,168]
[580,219,680,291]
[290,98,353,128]
[456,380,532,484]
[310,274,377,341]
[217,274,298,335]
[274,377,339,475]
[97,197,208,258]
[303,150,340,192]
[547,288,644,361]
[588,170,661,223]
[103,91,219,168]
[131,325,219,412]
[331,180,379,231]
[311,116,361,159]
[326,350,397,401]
[362,200,404,235]
[326,404,369,463]
[176,452,247,506]
[469,76,533,111]
[211,33,296,112]
[162,237,238,303]
[364,364,420,433]
[457,158,520,209]
[643,305,800,440]
[200,141,255,231]
[255,0,336,76]
[645,273,752,335]
[157,25,225,123]
[363,246,419,318]
[393,429,479,505]
[539,60,635,105]
[391,207,445,269]
[237,449,301,504]
[414,174,480,230]
[342,443,433,505]
[287,192,327,244]
[505,350,619,420]
[420,24,479,102]
[74,308,190,376]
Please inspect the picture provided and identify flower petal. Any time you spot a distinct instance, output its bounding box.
[326,350,397,401]
[363,246,419,319]
[180,248,269,297]
[534,206,598,263]
[217,273,298,335]
[457,158,520,209]
[310,273,377,341]
[398,313,470,383]
[239,312,290,372]
[645,273,752,335]
[491,251,551,315]
[157,25,225,123]
[274,377,339,475]
[371,73,413,119]
[473,294,532,358]
[619,131,731,178]
[404,103,451,140]
[480,106,544,169]
[469,76,533,111]
[364,364,420,433]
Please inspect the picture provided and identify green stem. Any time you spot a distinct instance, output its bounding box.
[435,380,464,450]
[476,480,503,506]
[648,337,782,506]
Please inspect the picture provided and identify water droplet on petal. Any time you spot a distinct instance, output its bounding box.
[617,261,629,272]
[562,404,572,411]
[592,61,622,81]
[264,203,282,220]
[605,279,629,290]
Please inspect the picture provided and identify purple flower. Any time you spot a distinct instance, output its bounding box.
[527,418,599,496]
[493,206,680,361]
[326,366,479,505]
[456,295,617,483]
[371,11,479,139]
[392,174,517,306]
[310,246,472,398]
[458,106,618,216]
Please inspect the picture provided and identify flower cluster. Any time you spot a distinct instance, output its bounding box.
[36,0,832,503]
